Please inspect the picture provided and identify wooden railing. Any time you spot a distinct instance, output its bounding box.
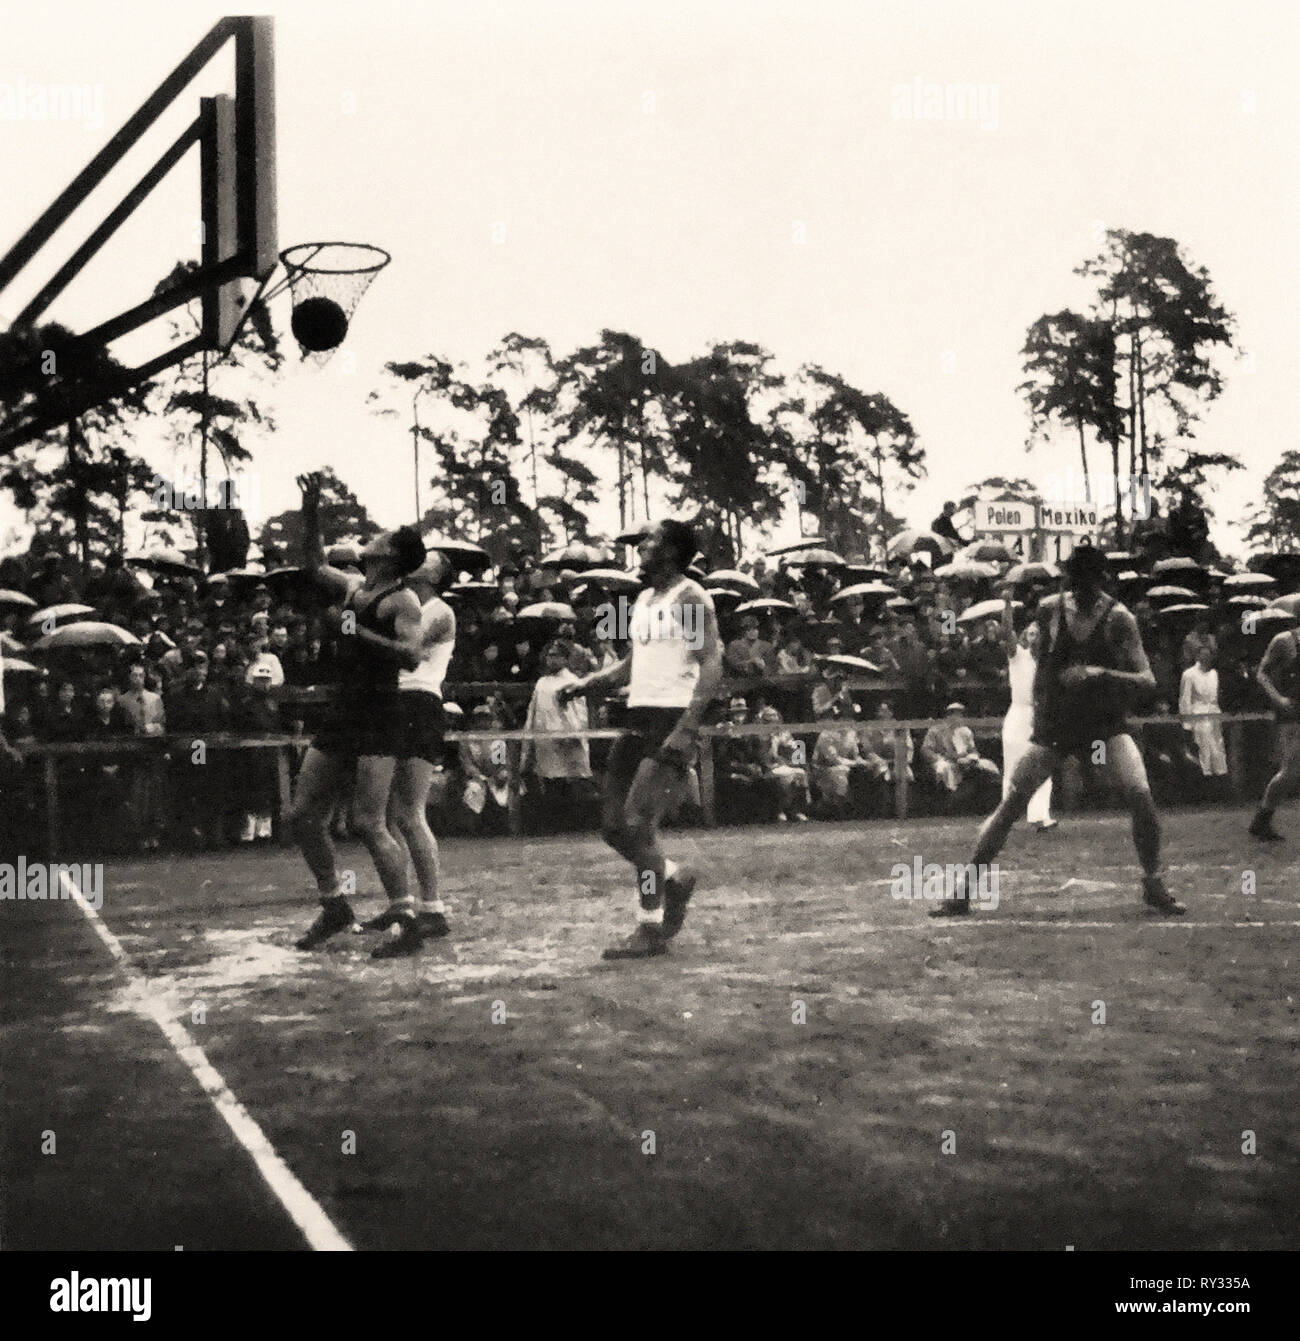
[16,711,1274,858]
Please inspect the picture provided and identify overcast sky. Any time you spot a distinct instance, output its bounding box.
[2,0,1296,557]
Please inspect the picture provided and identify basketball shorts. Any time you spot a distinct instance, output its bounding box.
[606,706,692,793]
[1031,706,1130,758]
[312,689,402,761]
[395,691,446,763]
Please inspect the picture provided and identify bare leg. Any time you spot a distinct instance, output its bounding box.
[931,744,1057,916]
[389,758,441,906]
[290,747,350,894]
[350,754,409,906]
[1104,734,1161,878]
[621,758,688,914]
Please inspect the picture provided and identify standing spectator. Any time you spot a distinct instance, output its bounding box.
[931,500,966,549]
[81,685,132,852]
[1180,618,1217,671]
[118,661,165,851]
[521,640,593,831]
[1179,646,1228,782]
[234,665,282,841]
[166,651,232,847]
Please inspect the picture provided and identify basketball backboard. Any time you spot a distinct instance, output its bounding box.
[0,16,277,452]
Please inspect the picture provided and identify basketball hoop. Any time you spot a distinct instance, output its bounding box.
[263,242,391,361]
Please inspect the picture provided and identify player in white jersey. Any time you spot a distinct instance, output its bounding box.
[559,519,722,959]
[1000,590,1055,829]
[364,550,456,955]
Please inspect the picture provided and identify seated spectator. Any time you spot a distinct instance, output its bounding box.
[811,701,869,818]
[521,640,594,832]
[41,679,82,742]
[859,700,914,784]
[759,705,809,821]
[715,695,777,823]
[921,701,1000,799]
[776,631,814,674]
[1142,698,1203,804]
[243,634,285,689]
[458,703,512,835]
[811,666,855,720]
[725,615,774,678]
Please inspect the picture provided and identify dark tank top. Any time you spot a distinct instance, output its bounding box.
[336,580,404,704]
[1272,631,1300,716]
[1036,592,1125,726]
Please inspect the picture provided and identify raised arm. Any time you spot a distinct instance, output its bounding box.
[297,472,358,599]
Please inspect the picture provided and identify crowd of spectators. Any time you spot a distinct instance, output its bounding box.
[0,522,1283,854]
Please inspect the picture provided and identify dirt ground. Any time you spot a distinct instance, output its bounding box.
[2,808,1296,1249]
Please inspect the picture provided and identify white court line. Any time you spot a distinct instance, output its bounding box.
[788,919,1300,935]
[58,870,352,1252]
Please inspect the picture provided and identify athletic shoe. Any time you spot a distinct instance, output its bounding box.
[416,909,450,938]
[296,896,359,949]
[601,923,668,960]
[662,868,697,939]
[362,902,416,933]
[1248,818,1284,842]
[792,812,808,822]
[928,898,972,918]
[371,913,423,959]
[1142,876,1186,916]
[1036,819,1059,831]
[776,812,789,823]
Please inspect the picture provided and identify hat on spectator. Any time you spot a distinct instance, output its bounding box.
[728,695,748,713]
[471,703,493,719]
[945,701,966,714]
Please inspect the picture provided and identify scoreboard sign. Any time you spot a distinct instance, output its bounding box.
[1037,501,1101,535]
[974,499,1035,533]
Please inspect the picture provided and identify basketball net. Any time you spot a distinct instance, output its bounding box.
[264,242,391,364]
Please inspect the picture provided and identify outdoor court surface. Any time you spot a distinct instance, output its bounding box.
[2,808,1296,1251]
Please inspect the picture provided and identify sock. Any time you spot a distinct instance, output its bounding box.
[317,879,340,900]
[1254,806,1274,825]
[420,898,446,913]
[664,859,679,882]
[637,904,665,926]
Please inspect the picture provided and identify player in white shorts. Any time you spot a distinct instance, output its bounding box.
[365,550,457,954]
[559,519,722,959]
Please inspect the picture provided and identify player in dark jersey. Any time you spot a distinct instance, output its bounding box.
[290,473,428,957]
[1247,626,1300,840]
[930,542,1185,917]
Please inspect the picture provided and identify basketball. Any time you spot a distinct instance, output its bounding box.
[290,296,349,352]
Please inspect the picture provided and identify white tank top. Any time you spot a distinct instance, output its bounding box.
[399,596,454,695]
[1008,643,1037,708]
[627,577,710,708]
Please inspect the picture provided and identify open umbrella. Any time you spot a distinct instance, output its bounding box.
[706,587,744,605]
[842,564,892,582]
[1152,556,1205,577]
[885,596,917,613]
[735,598,796,615]
[1,632,25,653]
[540,543,611,570]
[423,536,493,572]
[705,570,760,595]
[940,561,1001,582]
[1225,594,1269,609]
[779,548,844,568]
[206,565,267,589]
[27,603,96,629]
[125,547,201,577]
[956,540,1015,565]
[445,582,501,606]
[1267,593,1300,616]
[1157,602,1210,618]
[516,602,577,622]
[2,656,41,674]
[887,529,955,560]
[958,598,1022,625]
[1221,572,1276,590]
[1251,553,1300,583]
[564,568,641,594]
[830,582,897,603]
[1146,585,1198,605]
[816,654,882,675]
[1105,550,1137,566]
[765,537,830,557]
[32,621,141,651]
[0,589,37,610]
[1252,606,1298,629]
[1003,561,1060,586]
